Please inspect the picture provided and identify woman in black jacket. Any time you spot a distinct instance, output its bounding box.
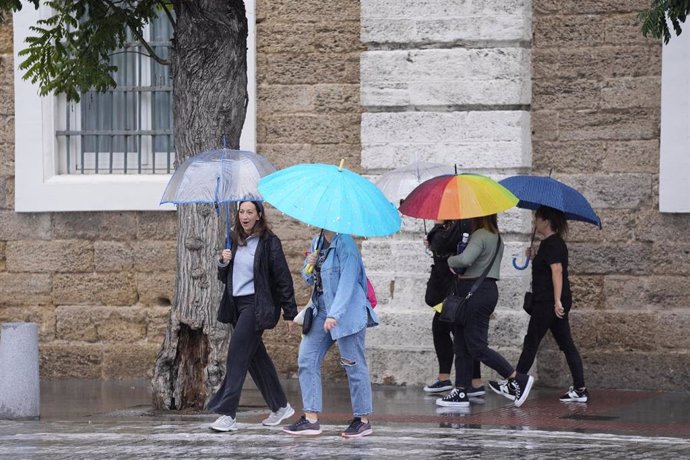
[208,201,298,432]
[423,220,484,397]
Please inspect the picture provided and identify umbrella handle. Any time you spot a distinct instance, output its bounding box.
[305,249,319,275]
[225,202,232,250]
[305,230,325,275]
[512,256,530,270]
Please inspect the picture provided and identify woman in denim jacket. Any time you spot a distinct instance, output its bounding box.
[283,231,378,439]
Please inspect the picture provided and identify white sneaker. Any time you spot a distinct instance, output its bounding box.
[262,403,295,426]
[210,415,238,432]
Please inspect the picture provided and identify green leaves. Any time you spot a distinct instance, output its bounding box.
[640,0,690,44]
[1,0,173,101]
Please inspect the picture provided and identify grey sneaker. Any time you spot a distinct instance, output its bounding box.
[341,417,373,439]
[262,403,295,426]
[282,415,322,435]
[210,415,238,432]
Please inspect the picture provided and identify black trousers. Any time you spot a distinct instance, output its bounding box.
[432,312,480,380]
[453,279,514,389]
[207,295,287,418]
[516,300,585,389]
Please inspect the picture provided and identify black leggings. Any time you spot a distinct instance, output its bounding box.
[516,300,585,389]
[432,312,480,379]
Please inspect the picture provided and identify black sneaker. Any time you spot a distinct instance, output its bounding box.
[341,417,373,438]
[488,379,515,401]
[510,373,534,408]
[435,388,470,407]
[560,386,589,403]
[423,379,454,393]
[282,415,322,435]
[467,385,486,397]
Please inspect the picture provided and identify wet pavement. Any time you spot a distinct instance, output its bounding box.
[0,378,689,458]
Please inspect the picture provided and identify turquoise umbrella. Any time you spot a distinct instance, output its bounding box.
[258,161,401,237]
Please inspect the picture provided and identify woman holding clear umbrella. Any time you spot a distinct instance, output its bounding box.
[207,200,298,432]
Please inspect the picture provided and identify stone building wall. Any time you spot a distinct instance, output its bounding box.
[0,1,362,381]
[254,0,364,379]
[0,15,177,379]
[359,0,534,385]
[531,0,690,390]
[2,0,689,392]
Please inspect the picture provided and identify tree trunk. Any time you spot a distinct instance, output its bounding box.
[152,0,248,410]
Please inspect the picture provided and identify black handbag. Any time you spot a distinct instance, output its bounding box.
[302,304,315,334]
[522,291,533,315]
[440,235,501,325]
[440,293,470,324]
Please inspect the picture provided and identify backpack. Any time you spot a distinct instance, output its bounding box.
[366,277,378,308]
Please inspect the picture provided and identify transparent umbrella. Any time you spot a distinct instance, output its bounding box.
[161,148,276,248]
[375,162,455,205]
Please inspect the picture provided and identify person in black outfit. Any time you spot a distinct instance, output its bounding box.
[422,220,484,397]
[490,206,588,403]
[207,201,298,432]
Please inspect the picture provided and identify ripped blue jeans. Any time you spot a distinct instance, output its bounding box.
[297,296,372,417]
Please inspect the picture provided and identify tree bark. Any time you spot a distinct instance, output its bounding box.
[152,0,248,410]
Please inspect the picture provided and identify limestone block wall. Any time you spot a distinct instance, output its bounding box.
[360,0,534,385]
[0,2,363,381]
[0,16,177,379]
[227,0,367,379]
[531,0,690,390]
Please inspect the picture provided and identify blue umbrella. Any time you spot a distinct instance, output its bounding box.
[160,148,276,248]
[499,175,602,269]
[258,161,401,237]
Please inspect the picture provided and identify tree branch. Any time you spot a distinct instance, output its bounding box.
[101,0,171,66]
[129,24,171,65]
[158,1,176,27]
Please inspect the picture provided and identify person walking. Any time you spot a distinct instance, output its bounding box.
[423,220,484,397]
[208,201,298,432]
[490,206,588,403]
[283,231,378,439]
[436,214,534,409]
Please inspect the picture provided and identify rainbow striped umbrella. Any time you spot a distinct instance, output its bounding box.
[399,173,518,220]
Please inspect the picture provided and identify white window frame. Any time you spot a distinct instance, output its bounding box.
[14,2,256,212]
[660,27,690,213]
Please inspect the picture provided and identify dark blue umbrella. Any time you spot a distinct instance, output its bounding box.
[499,175,602,269]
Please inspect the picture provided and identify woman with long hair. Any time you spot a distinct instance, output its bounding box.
[208,200,298,432]
[437,214,534,409]
[491,206,588,403]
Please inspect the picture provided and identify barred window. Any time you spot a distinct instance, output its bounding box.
[14,3,256,212]
[55,13,174,175]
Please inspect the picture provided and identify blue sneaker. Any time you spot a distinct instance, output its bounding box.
[341,417,373,438]
[282,415,322,436]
